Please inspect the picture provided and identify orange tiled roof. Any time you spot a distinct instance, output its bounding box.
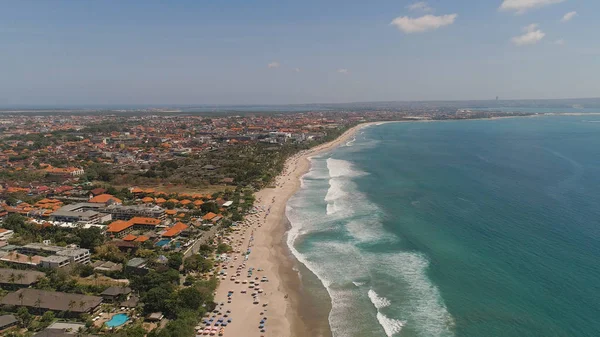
[202,212,217,220]
[89,194,122,204]
[134,235,150,242]
[141,197,154,203]
[107,220,133,233]
[123,234,138,241]
[129,217,161,226]
[165,209,177,215]
[180,199,191,205]
[162,222,188,237]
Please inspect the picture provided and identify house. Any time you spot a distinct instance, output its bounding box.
[0,289,102,316]
[161,222,188,238]
[125,257,149,275]
[91,260,122,274]
[0,268,45,288]
[106,220,133,238]
[89,188,107,196]
[0,229,14,241]
[100,286,131,303]
[145,312,164,322]
[202,212,217,221]
[0,315,18,333]
[88,194,122,205]
[129,217,161,230]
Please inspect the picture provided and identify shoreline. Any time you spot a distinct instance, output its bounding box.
[212,122,375,337]
[210,114,553,337]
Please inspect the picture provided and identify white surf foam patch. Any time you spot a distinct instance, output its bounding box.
[368,289,391,309]
[345,136,356,147]
[374,252,455,337]
[325,158,365,215]
[369,290,405,336]
[287,156,452,337]
[377,312,405,337]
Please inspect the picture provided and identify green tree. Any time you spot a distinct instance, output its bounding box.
[167,253,183,271]
[216,243,232,254]
[76,227,105,250]
[16,307,32,328]
[200,202,219,214]
[41,310,55,323]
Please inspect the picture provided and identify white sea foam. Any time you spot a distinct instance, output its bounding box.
[327,158,364,178]
[377,312,405,337]
[287,156,453,337]
[368,289,391,309]
[325,158,365,215]
[374,252,455,336]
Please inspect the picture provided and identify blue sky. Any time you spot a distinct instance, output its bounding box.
[1,0,598,105]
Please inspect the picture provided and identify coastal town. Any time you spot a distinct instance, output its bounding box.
[0,109,530,337]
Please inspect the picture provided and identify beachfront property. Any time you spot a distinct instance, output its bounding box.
[0,289,102,317]
[0,268,45,289]
[106,216,163,238]
[50,203,112,225]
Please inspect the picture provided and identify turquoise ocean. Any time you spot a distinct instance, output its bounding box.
[286,115,600,337]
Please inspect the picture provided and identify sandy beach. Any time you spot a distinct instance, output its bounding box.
[208,123,376,337]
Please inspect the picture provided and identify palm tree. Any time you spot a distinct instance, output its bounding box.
[34,297,42,315]
[8,273,16,284]
[16,273,25,283]
[67,300,76,316]
[79,300,86,312]
[18,292,24,306]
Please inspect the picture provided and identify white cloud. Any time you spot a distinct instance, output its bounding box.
[553,39,565,45]
[561,11,577,22]
[337,68,349,74]
[267,61,280,69]
[390,14,457,33]
[500,0,565,14]
[511,24,545,46]
[294,68,301,73]
[407,1,433,12]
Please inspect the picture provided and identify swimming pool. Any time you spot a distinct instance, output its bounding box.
[155,239,171,247]
[105,313,129,328]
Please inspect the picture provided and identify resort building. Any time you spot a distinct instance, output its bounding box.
[0,268,45,288]
[104,204,165,221]
[49,203,111,225]
[40,255,71,269]
[0,289,102,317]
[56,248,91,264]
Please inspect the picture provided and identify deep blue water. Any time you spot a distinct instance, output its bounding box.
[287,116,600,337]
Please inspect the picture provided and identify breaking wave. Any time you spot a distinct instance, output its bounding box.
[286,154,453,337]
